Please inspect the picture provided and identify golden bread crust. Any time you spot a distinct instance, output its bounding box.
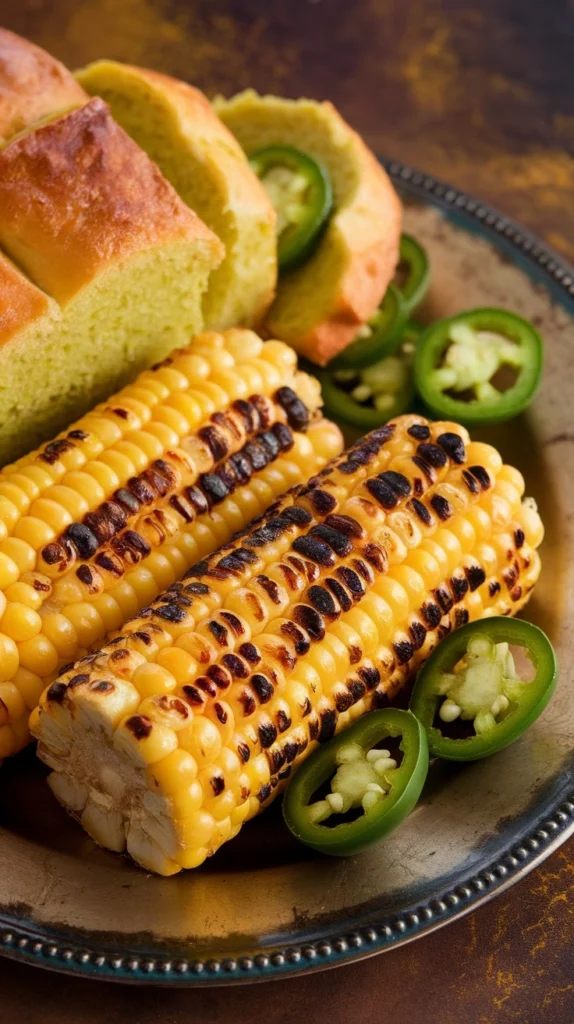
[0,251,56,348]
[0,96,223,305]
[0,28,87,141]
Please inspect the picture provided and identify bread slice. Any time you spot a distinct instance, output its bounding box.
[215,90,402,366]
[0,28,87,142]
[0,97,223,465]
[76,61,277,330]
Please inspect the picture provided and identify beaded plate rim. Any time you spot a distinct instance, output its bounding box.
[1,158,573,985]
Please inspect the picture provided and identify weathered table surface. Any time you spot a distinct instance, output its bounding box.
[1,1,573,1020]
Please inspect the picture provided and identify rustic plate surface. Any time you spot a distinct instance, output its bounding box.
[1,162,573,985]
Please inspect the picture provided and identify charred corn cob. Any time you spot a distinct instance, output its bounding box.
[0,329,342,758]
[32,414,543,874]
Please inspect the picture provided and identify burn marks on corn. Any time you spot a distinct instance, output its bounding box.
[366,471,411,511]
[275,386,309,432]
[437,432,466,464]
[336,424,395,476]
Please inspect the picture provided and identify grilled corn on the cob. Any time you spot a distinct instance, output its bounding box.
[0,329,342,758]
[32,414,543,873]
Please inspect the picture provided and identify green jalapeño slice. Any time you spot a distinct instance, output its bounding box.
[410,618,558,761]
[248,144,333,271]
[282,709,428,856]
[331,285,408,370]
[414,308,543,425]
[393,233,430,315]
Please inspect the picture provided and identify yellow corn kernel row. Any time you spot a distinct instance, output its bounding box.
[32,415,543,874]
[0,330,343,758]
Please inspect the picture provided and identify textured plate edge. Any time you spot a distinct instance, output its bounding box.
[1,157,573,985]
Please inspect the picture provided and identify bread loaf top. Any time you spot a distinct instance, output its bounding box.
[0,97,223,306]
[0,28,87,142]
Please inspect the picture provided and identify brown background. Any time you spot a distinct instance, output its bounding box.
[1,0,573,1020]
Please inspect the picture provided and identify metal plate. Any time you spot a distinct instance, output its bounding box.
[1,161,573,985]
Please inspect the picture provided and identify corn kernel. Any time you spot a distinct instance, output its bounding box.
[0,632,19,679]
[14,516,55,549]
[18,634,58,675]
[147,749,198,794]
[179,717,222,768]
[0,552,20,589]
[114,716,178,766]
[1,603,42,642]
[132,662,177,698]
[12,667,44,710]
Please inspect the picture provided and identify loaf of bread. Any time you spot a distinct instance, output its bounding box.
[0,94,224,466]
[76,60,277,330]
[215,90,402,366]
[0,27,87,141]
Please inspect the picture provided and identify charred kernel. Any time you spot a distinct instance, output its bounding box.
[258,720,278,748]
[362,542,387,572]
[238,642,261,664]
[283,741,298,763]
[503,564,519,588]
[324,513,364,539]
[38,438,74,464]
[417,443,448,468]
[349,644,362,664]
[110,648,130,662]
[260,430,281,458]
[251,674,274,703]
[238,691,257,716]
[366,476,399,510]
[307,585,339,618]
[411,455,436,484]
[221,653,249,678]
[125,715,152,740]
[65,523,99,559]
[514,528,525,548]
[489,580,501,597]
[372,689,391,709]
[207,665,232,689]
[84,502,127,543]
[32,578,50,593]
[462,469,480,494]
[237,742,250,763]
[351,559,373,583]
[276,710,292,734]
[469,465,491,490]
[450,574,469,602]
[200,473,229,504]
[185,486,209,514]
[291,535,335,567]
[422,602,442,628]
[114,487,141,514]
[380,470,412,497]
[280,621,311,656]
[437,432,466,464]
[430,495,453,521]
[219,548,258,572]
[336,566,365,598]
[183,581,210,596]
[230,451,252,484]
[169,494,194,523]
[248,518,290,548]
[129,476,156,505]
[511,585,523,601]
[148,460,176,494]
[267,748,287,774]
[112,530,152,563]
[154,603,188,623]
[465,565,487,591]
[275,386,309,431]
[208,620,229,646]
[255,575,281,604]
[95,552,122,576]
[47,681,68,703]
[90,680,114,693]
[325,577,353,612]
[68,673,90,688]
[278,765,292,781]
[308,717,320,741]
[68,429,89,441]
[132,630,152,645]
[220,612,244,635]
[358,665,381,690]
[258,783,272,803]
[409,498,433,526]
[110,407,129,419]
[293,605,325,642]
[335,690,354,713]
[198,424,229,462]
[454,608,470,628]
[196,676,218,698]
[243,440,269,472]
[233,398,258,431]
[251,393,274,428]
[210,774,225,796]
[407,423,431,440]
[409,621,427,649]
[347,679,366,703]
[307,489,337,514]
[76,564,97,587]
[273,644,296,670]
[271,422,294,451]
[281,506,313,527]
[393,639,415,664]
[434,587,454,613]
[318,709,337,743]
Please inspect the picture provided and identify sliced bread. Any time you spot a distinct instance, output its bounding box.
[0,97,223,465]
[0,27,87,142]
[76,60,277,330]
[215,90,402,366]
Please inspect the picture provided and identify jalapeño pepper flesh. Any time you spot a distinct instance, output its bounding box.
[248,144,333,271]
[283,709,428,856]
[331,285,408,370]
[410,618,558,761]
[394,233,430,315]
[414,308,543,425]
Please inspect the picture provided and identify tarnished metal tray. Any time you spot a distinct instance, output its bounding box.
[0,162,573,984]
